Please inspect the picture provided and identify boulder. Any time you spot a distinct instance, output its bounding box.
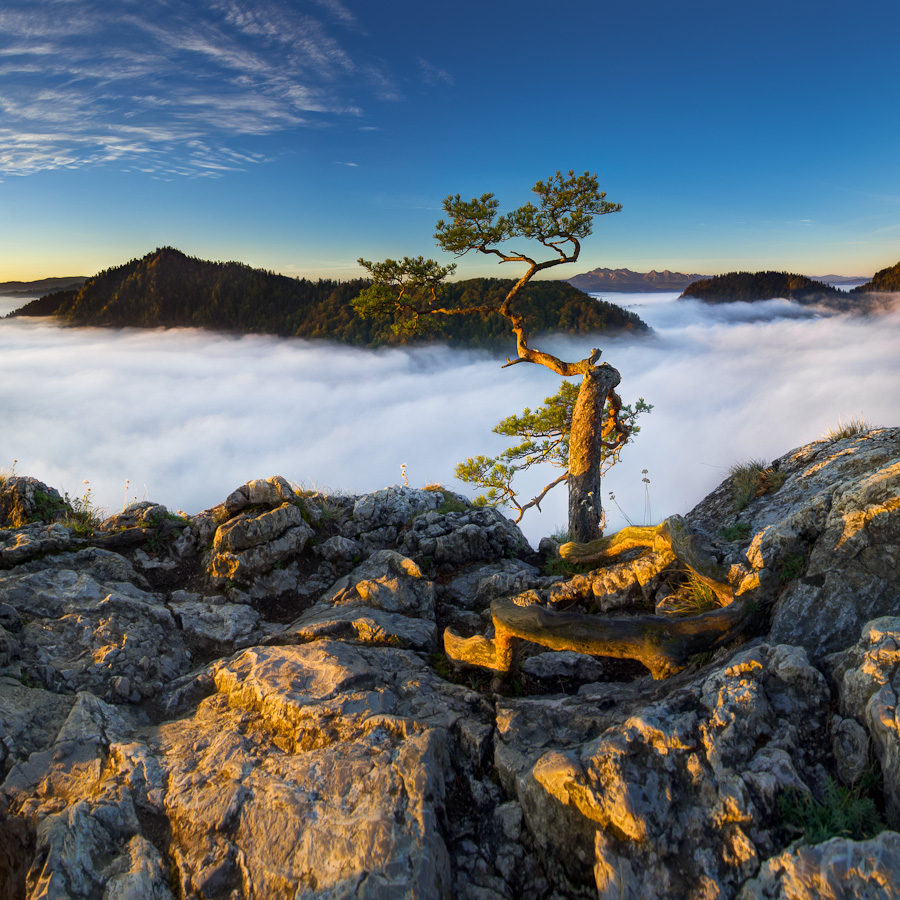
[207,502,314,588]
[284,550,438,650]
[0,548,190,701]
[351,485,443,533]
[0,477,67,529]
[832,616,900,819]
[0,523,72,569]
[768,456,900,660]
[686,428,900,663]
[399,506,529,566]
[737,831,900,899]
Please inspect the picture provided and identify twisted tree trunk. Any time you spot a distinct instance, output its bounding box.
[567,364,621,543]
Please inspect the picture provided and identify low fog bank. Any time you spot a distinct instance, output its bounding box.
[2,293,898,546]
[0,292,43,318]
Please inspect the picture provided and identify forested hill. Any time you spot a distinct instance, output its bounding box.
[852,260,900,293]
[680,271,872,312]
[8,247,649,349]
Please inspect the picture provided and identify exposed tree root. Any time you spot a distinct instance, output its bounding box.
[444,515,748,680]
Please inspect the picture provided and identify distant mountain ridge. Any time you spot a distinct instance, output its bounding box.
[7,247,649,349]
[0,276,87,296]
[567,267,713,293]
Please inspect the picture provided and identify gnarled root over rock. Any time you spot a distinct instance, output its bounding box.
[444,516,751,679]
[444,596,754,679]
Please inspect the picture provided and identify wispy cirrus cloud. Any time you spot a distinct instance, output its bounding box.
[0,0,393,177]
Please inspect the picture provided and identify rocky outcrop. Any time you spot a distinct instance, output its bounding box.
[687,427,900,663]
[737,830,900,899]
[1,429,899,899]
[0,477,67,530]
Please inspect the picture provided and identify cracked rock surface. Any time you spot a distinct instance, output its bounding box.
[1,433,899,899]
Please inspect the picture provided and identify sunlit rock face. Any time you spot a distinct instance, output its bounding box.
[736,831,900,900]
[1,432,900,899]
[832,617,900,822]
[494,644,831,896]
[687,427,900,663]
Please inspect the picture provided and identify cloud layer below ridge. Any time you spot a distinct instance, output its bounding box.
[1,292,898,545]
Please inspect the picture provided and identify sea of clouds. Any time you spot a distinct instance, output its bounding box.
[2,290,898,546]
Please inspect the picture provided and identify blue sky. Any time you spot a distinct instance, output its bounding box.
[1,0,898,282]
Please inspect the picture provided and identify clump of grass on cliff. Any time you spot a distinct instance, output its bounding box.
[824,416,878,442]
[0,458,18,487]
[423,483,470,514]
[730,459,785,511]
[661,573,725,617]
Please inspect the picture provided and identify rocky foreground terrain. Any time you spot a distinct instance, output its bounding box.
[1,427,899,899]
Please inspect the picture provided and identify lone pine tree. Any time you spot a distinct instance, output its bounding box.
[353,170,637,543]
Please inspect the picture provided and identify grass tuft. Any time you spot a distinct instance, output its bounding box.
[662,573,725,616]
[824,416,878,442]
[719,521,751,542]
[729,459,786,510]
[778,767,885,845]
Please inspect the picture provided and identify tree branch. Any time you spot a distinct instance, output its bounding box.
[512,471,569,521]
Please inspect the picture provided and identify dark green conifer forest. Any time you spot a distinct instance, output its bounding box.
[10,247,649,349]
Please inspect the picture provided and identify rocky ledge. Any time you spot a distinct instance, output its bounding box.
[0,427,899,899]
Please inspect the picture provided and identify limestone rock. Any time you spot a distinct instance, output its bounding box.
[0,523,72,569]
[223,475,303,515]
[351,485,443,533]
[285,550,437,650]
[0,477,66,528]
[832,616,900,819]
[737,831,900,899]
[399,506,529,565]
[769,456,900,660]
[521,651,609,684]
[207,501,314,587]
[590,548,675,612]
[170,596,260,648]
[498,643,830,895]
[314,534,363,563]
[448,559,546,611]
[2,436,900,900]
[0,548,189,701]
[686,428,900,663]
[100,501,173,531]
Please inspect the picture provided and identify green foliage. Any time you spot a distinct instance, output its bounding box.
[688,650,715,668]
[824,416,877,441]
[541,555,595,577]
[456,382,651,520]
[147,511,190,527]
[354,256,456,336]
[730,459,786,511]
[61,484,103,535]
[30,490,68,524]
[435,170,621,258]
[780,552,808,581]
[778,774,885,845]
[437,492,469,515]
[719,521,751,542]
